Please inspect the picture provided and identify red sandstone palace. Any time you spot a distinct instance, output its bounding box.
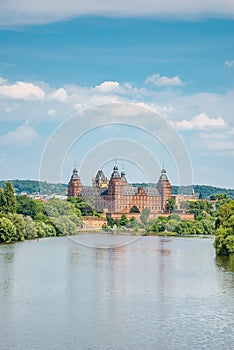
[68,165,171,215]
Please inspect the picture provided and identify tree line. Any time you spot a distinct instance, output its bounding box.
[1,179,234,199]
[0,182,233,256]
[0,182,99,243]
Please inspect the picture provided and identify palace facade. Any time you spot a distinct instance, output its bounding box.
[68,165,172,215]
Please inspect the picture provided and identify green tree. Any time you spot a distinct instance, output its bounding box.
[0,182,16,214]
[17,195,44,218]
[119,214,128,226]
[8,213,25,241]
[35,221,56,238]
[127,216,138,228]
[24,216,38,239]
[0,217,17,243]
[175,220,197,235]
[53,216,77,236]
[214,200,234,256]
[148,216,167,233]
[166,197,176,213]
[130,206,140,213]
[107,217,116,228]
[188,200,213,219]
[67,196,95,216]
[140,207,150,225]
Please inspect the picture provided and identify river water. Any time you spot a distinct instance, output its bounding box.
[0,234,233,350]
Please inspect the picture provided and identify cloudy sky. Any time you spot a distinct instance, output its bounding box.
[0,1,234,188]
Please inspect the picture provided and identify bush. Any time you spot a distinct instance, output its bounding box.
[0,217,17,243]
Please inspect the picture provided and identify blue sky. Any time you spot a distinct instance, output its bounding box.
[0,1,234,188]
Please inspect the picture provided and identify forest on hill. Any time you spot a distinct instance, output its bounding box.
[0,179,233,199]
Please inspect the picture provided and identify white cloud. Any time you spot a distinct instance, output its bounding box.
[145,74,183,87]
[94,81,120,93]
[224,60,234,68]
[1,1,234,25]
[0,124,37,146]
[0,77,8,85]
[49,88,68,102]
[174,113,226,130]
[0,81,45,100]
[48,108,57,116]
[205,140,234,151]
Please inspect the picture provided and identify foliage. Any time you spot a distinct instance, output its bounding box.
[171,185,234,199]
[24,216,38,239]
[105,215,139,231]
[17,195,44,218]
[0,183,85,243]
[1,180,234,199]
[67,196,100,217]
[148,211,215,236]
[52,216,78,236]
[148,216,168,233]
[107,217,116,228]
[35,221,56,238]
[130,205,140,213]
[45,198,77,217]
[0,180,67,195]
[166,197,176,213]
[214,200,234,256]
[210,193,229,200]
[185,200,213,219]
[8,213,25,241]
[0,182,16,214]
[119,214,128,226]
[0,217,17,243]
[140,207,150,225]
[44,198,82,236]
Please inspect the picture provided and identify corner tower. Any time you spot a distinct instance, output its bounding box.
[107,165,127,212]
[68,167,82,197]
[157,168,171,212]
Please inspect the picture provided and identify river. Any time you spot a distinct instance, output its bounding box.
[0,234,233,350]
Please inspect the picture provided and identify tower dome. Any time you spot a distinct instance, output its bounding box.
[121,170,127,182]
[68,166,82,197]
[71,167,80,180]
[159,168,168,181]
[111,164,120,178]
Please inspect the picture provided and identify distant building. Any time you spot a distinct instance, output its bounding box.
[174,193,197,210]
[68,164,172,214]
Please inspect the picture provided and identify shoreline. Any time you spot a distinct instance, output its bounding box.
[0,231,215,246]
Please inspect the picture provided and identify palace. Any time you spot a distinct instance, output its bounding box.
[68,164,172,215]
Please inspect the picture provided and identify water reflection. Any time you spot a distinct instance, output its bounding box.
[0,245,15,295]
[1,235,233,350]
[216,255,234,272]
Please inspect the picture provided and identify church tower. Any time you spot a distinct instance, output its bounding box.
[157,168,171,212]
[68,167,82,197]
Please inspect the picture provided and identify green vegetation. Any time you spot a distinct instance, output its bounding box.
[166,197,176,213]
[0,179,67,195]
[1,180,234,199]
[133,183,234,199]
[0,182,98,243]
[0,180,233,257]
[214,200,234,256]
[0,182,16,214]
[130,205,140,213]
[140,207,150,225]
[147,198,224,236]
[103,214,139,232]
